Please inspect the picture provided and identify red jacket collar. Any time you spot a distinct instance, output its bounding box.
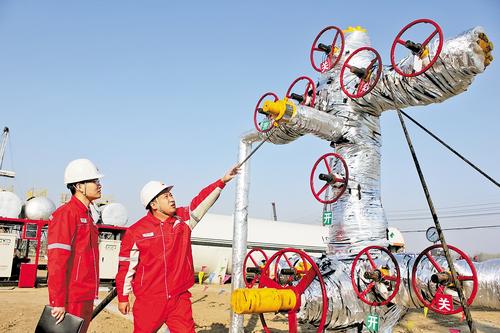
[145,211,178,225]
[69,195,90,214]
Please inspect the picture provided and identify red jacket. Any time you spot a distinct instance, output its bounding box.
[115,179,225,302]
[47,196,99,306]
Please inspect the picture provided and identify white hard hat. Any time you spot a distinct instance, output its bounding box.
[388,227,405,247]
[64,158,104,184]
[140,181,173,209]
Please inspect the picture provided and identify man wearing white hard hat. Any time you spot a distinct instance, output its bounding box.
[47,158,103,333]
[115,165,239,333]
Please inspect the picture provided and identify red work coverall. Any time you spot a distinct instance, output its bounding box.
[47,196,99,333]
[115,179,226,333]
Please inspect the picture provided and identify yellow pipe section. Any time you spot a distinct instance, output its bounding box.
[262,98,296,122]
[231,288,297,314]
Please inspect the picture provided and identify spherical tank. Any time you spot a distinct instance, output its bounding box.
[101,203,128,226]
[24,197,56,220]
[0,191,23,218]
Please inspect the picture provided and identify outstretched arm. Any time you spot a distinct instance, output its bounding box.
[178,165,240,229]
[352,27,493,115]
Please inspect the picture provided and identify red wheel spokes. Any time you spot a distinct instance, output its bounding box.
[458,275,474,281]
[258,273,281,290]
[411,244,478,315]
[425,251,444,272]
[340,46,382,99]
[351,245,401,306]
[310,26,345,73]
[258,248,328,333]
[310,153,349,204]
[253,92,279,133]
[286,76,316,107]
[360,282,376,298]
[390,18,444,77]
[322,156,332,173]
[273,251,308,286]
[243,248,269,288]
[384,274,398,282]
[365,252,377,270]
[316,183,329,196]
[421,29,439,48]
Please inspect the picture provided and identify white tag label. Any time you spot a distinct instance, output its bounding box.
[142,232,154,237]
[80,218,88,223]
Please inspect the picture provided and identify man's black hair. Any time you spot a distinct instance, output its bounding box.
[67,183,77,195]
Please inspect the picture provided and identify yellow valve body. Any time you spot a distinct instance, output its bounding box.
[262,99,296,121]
[419,47,430,59]
[231,288,297,314]
[380,267,390,277]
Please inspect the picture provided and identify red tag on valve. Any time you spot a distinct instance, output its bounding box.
[431,291,454,314]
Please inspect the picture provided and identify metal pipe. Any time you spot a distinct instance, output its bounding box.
[230,131,260,333]
[0,127,9,169]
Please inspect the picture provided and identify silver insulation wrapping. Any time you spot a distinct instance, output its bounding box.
[299,254,500,330]
[256,105,345,145]
[232,26,492,331]
[230,131,261,333]
[354,27,488,115]
[298,255,407,332]
[257,27,488,256]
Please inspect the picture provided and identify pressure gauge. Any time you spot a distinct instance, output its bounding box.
[425,227,439,243]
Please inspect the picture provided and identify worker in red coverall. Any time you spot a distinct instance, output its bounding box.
[115,165,239,333]
[47,158,103,333]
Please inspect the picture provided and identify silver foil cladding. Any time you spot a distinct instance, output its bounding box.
[230,131,261,333]
[299,254,500,330]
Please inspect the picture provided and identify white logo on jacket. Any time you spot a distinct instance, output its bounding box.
[142,232,154,237]
[80,218,87,223]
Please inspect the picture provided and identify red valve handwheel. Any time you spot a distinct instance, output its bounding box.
[254,92,279,133]
[411,244,478,315]
[310,153,348,204]
[286,76,316,107]
[258,248,328,333]
[310,26,345,73]
[243,248,269,288]
[272,250,310,287]
[390,18,443,77]
[351,245,401,306]
[340,46,382,99]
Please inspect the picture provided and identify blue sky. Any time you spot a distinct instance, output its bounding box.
[0,1,499,253]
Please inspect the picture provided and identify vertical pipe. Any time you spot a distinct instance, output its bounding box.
[271,202,277,221]
[0,127,9,169]
[230,137,252,333]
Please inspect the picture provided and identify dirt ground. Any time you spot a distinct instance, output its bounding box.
[1,284,499,332]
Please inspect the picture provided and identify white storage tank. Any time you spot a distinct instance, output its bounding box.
[0,191,22,218]
[191,213,328,280]
[100,203,128,226]
[24,197,56,220]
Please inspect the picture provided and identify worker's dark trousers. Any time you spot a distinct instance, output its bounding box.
[132,291,195,333]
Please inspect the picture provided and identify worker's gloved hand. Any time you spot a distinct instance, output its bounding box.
[118,301,130,315]
[221,165,240,184]
[51,306,66,324]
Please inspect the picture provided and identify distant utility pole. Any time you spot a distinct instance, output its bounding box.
[0,127,15,178]
[271,202,277,221]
